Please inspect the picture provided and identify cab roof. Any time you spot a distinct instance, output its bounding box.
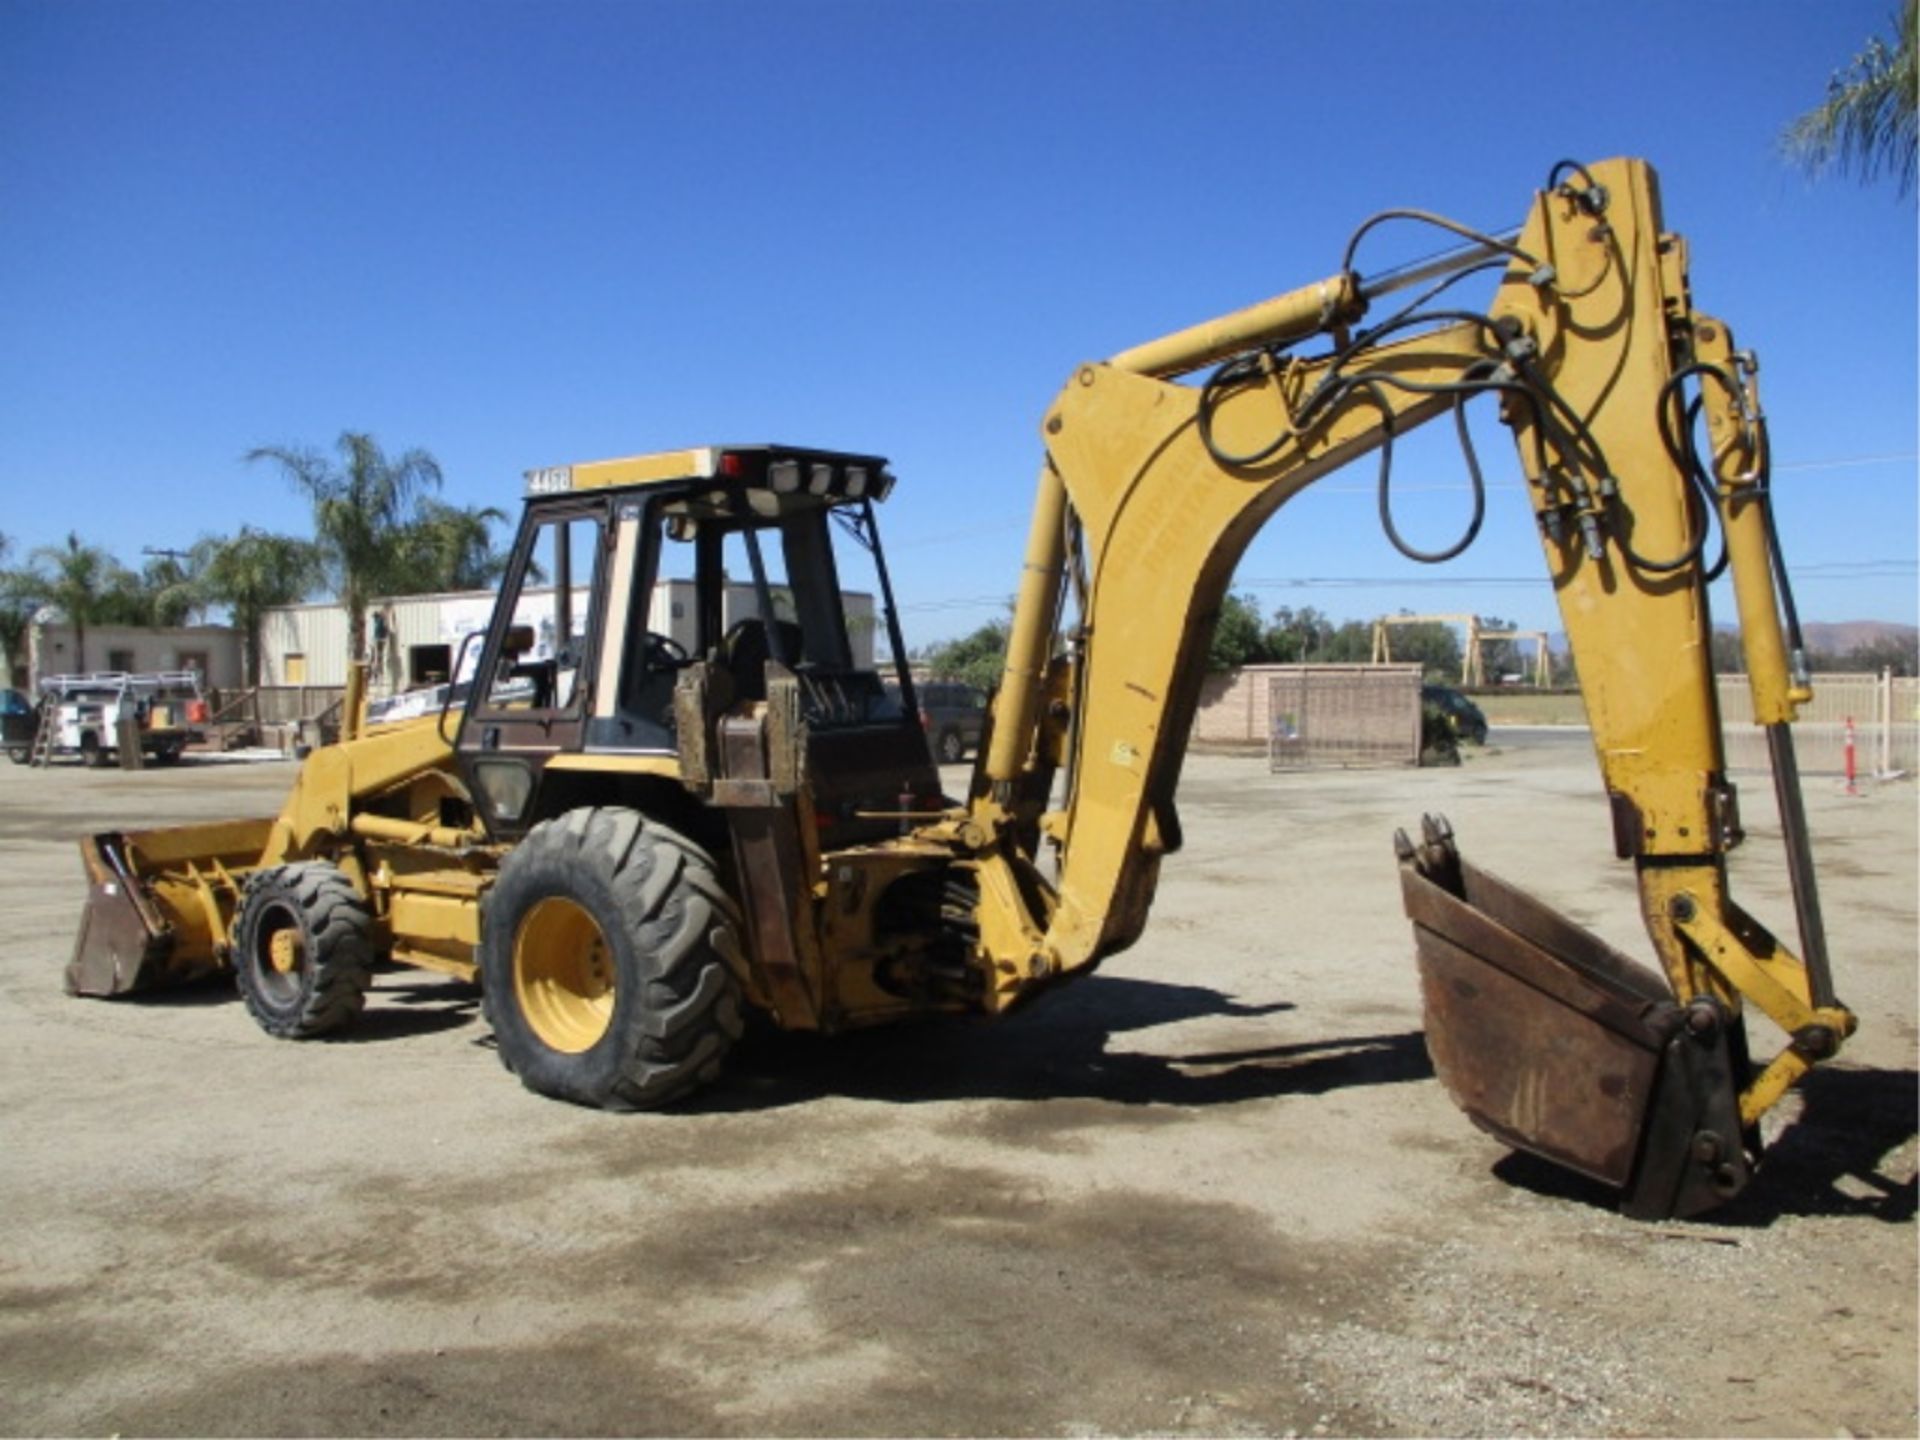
[524,445,894,504]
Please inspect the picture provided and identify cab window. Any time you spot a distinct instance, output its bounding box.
[481,510,604,714]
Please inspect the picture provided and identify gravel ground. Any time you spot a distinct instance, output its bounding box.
[0,737,1913,1437]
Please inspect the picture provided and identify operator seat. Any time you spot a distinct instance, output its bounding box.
[722,618,804,704]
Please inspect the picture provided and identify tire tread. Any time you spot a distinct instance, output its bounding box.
[233,862,374,1039]
[483,807,743,1110]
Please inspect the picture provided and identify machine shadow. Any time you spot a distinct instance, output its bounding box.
[132,977,239,1009]
[699,973,1433,1113]
[1491,1064,1918,1226]
[343,975,483,1042]
[1718,1065,1918,1226]
[84,972,479,1041]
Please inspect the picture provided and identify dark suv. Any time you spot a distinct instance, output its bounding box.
[1422,684,1489,745]
[911,681,988,763]
[2,688,37,763]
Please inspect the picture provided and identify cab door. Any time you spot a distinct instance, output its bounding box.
[457,499,608,838]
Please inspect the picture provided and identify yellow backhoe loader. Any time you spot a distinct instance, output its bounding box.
[66,157,1852,1219]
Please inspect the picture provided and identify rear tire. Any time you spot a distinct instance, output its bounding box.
[232,863,374,1038]
[6,745,28,765]
[481,807,744,1111]
[80,733,109,768]
[937,727,965,763]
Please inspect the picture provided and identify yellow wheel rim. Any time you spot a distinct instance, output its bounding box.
[513,896,615,1054]
[267,926,304,976]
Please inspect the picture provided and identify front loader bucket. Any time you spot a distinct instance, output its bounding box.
[69,833,189,996]
[67,821,272,997]
[1397,816,1752,1220]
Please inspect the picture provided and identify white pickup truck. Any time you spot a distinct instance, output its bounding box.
[31,672,204,767]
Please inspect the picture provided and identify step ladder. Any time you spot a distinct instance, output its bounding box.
[28,692,57,767]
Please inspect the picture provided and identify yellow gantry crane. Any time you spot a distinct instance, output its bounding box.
[1371,613,1483,683]
[1474,627,1553,687]
[1371,615,1553,686]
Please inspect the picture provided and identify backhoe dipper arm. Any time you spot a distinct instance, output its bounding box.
[986,321,1491,967]
[961,158,1851,1201]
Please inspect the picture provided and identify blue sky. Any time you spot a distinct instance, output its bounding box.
[2,0,1914,648]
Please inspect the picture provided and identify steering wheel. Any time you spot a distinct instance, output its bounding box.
[645,631,690,667]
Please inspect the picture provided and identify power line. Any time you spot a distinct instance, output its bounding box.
[889,448,1916,613]
[1312,452,1919,495]
[1773,453,1919,473]
[898,593,1009,613]
[902,566,1914,618]
[884,456,1919,539]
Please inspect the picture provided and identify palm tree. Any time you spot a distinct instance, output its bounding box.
[246,432,443,663]
[192,529,324,685]
[27,533,135,674]
[394,499,513,593]
[0,533,31,686]
[1782,0,1918,196]
[138,551,203,628]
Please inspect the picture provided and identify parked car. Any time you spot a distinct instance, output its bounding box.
[1422,683,1489,746]
[887,680,988,763]
[3,688,38,763]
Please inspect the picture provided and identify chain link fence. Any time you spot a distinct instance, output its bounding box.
[1265,665,1423,771]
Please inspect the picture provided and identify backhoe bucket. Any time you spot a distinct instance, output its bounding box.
[67,820,273,997]
[1397,816,1752,1220]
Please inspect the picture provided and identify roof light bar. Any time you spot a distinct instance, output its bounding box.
[719,453,897,505]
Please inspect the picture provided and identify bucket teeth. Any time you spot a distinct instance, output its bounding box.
[1407,813,1463,890]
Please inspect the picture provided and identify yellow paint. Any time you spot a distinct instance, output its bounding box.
[563,449,717,492]
[545,753,681,779]
[961,157,1850,1135]
[513,895,615,1052]
[387,888,482,948]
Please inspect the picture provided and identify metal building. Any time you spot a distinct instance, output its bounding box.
[259,581,876,695]
[19,620,244,693]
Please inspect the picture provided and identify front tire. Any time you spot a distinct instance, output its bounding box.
[232,863,374,1037]
[937,727,965,764]
[481,807,744,1111]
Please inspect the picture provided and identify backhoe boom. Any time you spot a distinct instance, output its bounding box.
[963,156,1851,1216]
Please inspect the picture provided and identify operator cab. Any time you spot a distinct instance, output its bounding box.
[456,445,936,841]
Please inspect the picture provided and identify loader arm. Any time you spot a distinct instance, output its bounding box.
[66,682,476,997]
[953,157,1852,1215]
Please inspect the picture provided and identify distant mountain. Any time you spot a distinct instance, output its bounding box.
[1798,620,1919,655]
